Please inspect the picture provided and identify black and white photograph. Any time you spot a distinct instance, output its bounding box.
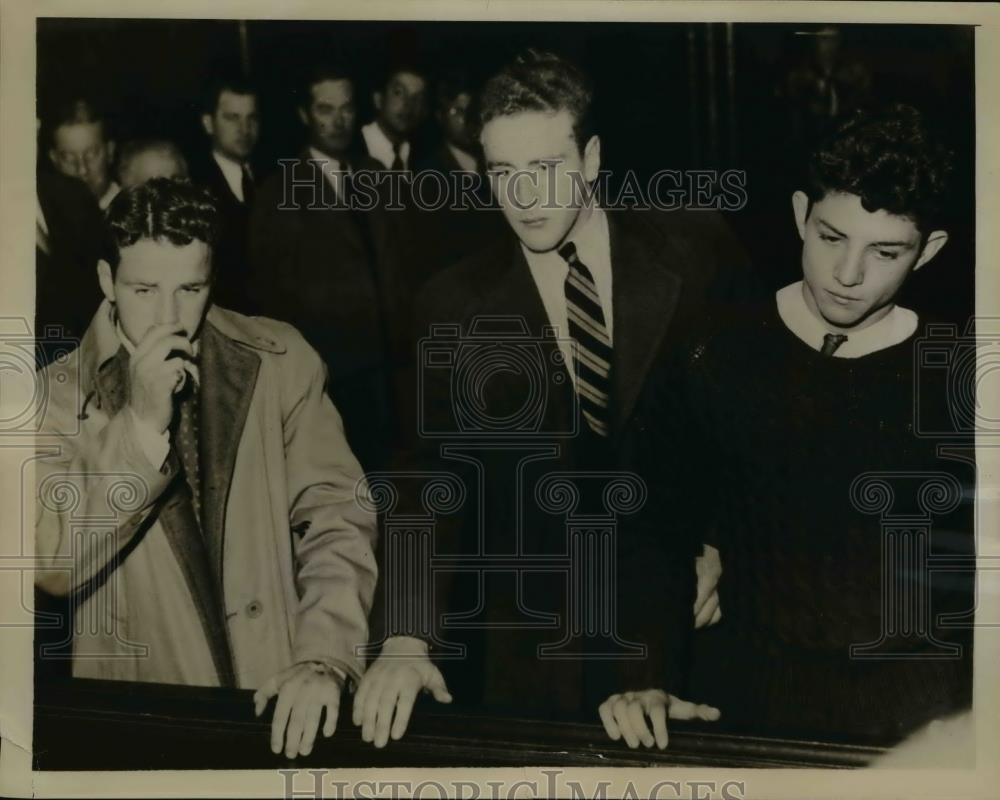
[1,1,998,797]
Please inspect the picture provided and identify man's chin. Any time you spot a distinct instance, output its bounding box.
[816,300,868,331]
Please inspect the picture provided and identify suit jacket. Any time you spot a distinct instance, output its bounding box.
[247,150,411,472]
[189,151,257,314]
[408,143,506,290]
[36,168,106,361]
[35,300,378,689]
[375,208,756,717]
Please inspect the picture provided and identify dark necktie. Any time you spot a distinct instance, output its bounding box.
[240,163,254,206]
[820,332,848,357]
[559,241,612,437]
[390,141,405,172]
[174,386,202,527]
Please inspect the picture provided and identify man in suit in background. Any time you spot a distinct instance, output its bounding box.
[409,69,506,288]
[190,75,261,313]
[36,165,107,355]
[46,97,120,212]
[361,63,428,173]
[355,49,752,750]
[249,64,408,475]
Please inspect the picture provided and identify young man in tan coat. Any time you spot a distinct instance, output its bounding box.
[35,178,378,759]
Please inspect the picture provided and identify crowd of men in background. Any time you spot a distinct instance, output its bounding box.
[36,61,505,473]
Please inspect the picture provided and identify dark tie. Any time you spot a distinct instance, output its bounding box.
[820,332,848,357]
[240,163,254,205]
[174,385,202,527]
[559,241,612,437]
[390,141,405,172]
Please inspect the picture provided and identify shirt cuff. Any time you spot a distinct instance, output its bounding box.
[127,408,170,470]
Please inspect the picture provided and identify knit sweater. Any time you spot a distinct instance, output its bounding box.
[646,302,974,743]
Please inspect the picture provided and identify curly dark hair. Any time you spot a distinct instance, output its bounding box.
[479,49,594,153]
[105,177,220,273]
[805,104,953,234]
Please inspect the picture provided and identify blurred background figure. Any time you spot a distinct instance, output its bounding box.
[776,25,873,148]
[362,62,428,171]
[190,74,262,313]
[249,64,406,474]
[45,97,120,211]
[117,138,189,188]
[410,68,504,289]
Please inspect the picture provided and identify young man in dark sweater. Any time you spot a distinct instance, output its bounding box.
[659,104,975,744]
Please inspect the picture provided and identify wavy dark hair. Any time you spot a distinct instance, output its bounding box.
[804,103,954,234]
[105,177,220,273]
[479,48,595,153]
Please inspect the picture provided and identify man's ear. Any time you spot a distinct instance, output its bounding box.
[792,190,810,241]
[914,230,949,271]
[48,148,58,167]
[296,106,309,128]
[97,260,116,304]
[106,139,116,163]
[582,134,601,183]
[373,90,383,113]
[201,113,214,138]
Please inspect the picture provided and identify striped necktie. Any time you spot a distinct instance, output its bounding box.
[559,240,611,437]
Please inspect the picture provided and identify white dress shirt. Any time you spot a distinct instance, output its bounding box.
[521,205,614,384]
[446,142,478,174]
[307,146,351,200]
[361,120,410,170]
[776,281,918,358]
[98,181,121,212]
[212,150,250,203]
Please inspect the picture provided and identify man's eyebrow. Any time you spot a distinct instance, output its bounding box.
[870,238,914,248]
[816,217,847,237]
[528,155,566,165]
[122,280,158,288]
[486,159,515,169]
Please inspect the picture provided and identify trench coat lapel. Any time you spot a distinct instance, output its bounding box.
[197,320,261,598]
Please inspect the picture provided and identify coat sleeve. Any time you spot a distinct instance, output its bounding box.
[34,389,177,597]
[279,332,379,683]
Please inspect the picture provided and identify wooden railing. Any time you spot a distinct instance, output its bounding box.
[33,678,887,770]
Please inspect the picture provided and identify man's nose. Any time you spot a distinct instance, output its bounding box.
[155,293,181,325]
[834,249,865,287]
[511,173,540,210]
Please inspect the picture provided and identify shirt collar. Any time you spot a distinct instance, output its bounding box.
[98,181,121,211]
[212,150,249,201]
[307,146,345,172]
[776,281,918,358]
[446,142,478,174]
[361,120,410,170]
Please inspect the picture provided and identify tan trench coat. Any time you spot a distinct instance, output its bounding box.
[35,301,377,689]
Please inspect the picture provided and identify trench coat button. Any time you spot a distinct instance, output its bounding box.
[246,600,263,618]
